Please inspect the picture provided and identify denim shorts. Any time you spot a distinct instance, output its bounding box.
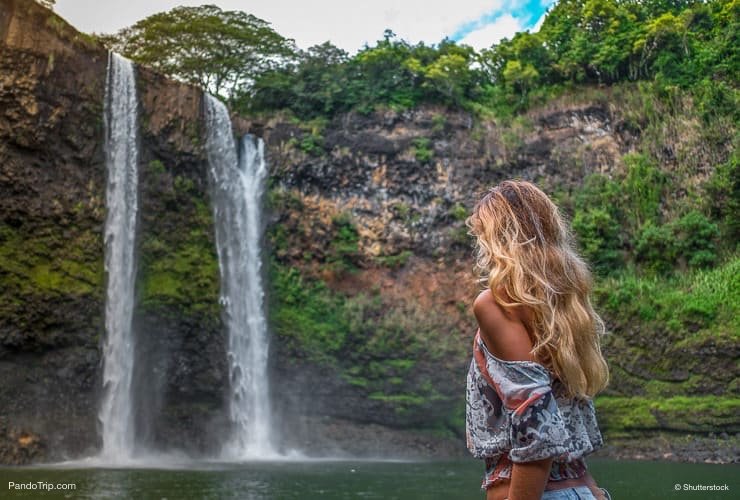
[540,486,612,500]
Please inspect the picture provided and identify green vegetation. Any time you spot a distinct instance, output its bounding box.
[269,262,348,360]
[327,212,361,273]
[245,0,736,120]
[248,34,483,118]
[704,153,739,244]
[0,225,103,297]
[595,257,739,339]
[411,137,433,163]
[269,258,465,426]
[574,195,722,276]
[374,250,413,269]
[560,126,731,277]
[596,396,740,436]
[482,0,738,115]
[593,258,739,433]
[137,163,220,319]
[448,203,469,222]
[138,229,219,316]
[292,118,327,156]
[148,159,165,174]
[104,1,736,124]
[99,5,294,98]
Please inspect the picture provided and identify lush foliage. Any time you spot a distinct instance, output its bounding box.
[107,1,738,119]
[101,5,295,98]
[245,0,738,119]
[245,34,485,118]
[704,152,740,244]
[483,0,738,88]
[520,0,737,118]
[327,213,361,273]
[137,162,220,318]
[595,257,739,339]
[595,396,740,435]
[268,259,464,427]
[562,153,723,277]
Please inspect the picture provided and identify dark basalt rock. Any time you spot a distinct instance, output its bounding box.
[0,0,230,463]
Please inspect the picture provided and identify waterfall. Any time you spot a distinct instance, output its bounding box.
[99,53,139,460]
[203,94,275,459]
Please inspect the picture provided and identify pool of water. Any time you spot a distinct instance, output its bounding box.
[1,458,737,499]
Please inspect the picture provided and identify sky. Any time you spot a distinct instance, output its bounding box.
[54,0,556,52]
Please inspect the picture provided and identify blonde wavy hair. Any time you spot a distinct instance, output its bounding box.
[466,180,609,398]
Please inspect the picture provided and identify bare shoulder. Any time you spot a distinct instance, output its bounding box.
[473,288,534,362]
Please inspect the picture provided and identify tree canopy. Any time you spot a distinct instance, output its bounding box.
[246,34,485,119]
[106,0,737,119]
[104,4,295,98]
[246,0,737,119]
[488,0,739,88]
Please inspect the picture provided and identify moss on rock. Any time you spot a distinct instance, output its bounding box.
[0,224,103,297]
[596,396,740,437]
[137,159,220,319]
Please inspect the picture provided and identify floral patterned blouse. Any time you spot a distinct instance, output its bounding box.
[465,329,603,489]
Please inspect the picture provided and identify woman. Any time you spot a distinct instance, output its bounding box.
[465,180,611,500]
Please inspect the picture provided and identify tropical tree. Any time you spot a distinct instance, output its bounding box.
[248,42,351,118]
[105,5,296,98]
[502,60,539,97]
[422,52,472,104]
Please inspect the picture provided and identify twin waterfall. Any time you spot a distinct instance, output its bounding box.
[204,96,275,458]
[99,53,274,462]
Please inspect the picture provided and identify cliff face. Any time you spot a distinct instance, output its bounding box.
[262,100,738,459]
[0,0,231,463]
[264,105,625,261]
[0,0,107,463]
[1,0,735,465]
[260,104,633,444]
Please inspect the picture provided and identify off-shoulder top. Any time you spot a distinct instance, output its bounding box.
[465,329,603,489]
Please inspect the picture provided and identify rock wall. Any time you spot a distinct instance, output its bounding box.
[259,104,637,452]
[0,0,234,463]
[0,0,108,463]
[260,101,738,459]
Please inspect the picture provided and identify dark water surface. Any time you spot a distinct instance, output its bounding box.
[2,458,737,499]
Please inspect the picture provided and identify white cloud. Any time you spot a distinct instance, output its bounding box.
[457,13,524,50]
[56,0,520,53]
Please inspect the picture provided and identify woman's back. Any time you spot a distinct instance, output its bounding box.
[473,288,535,363]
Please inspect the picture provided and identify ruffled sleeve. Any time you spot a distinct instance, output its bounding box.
[508,388,569,462]
[473,331,570,463]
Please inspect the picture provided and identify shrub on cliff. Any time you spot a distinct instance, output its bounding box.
[634,211,719,273]
[704,154,740,245]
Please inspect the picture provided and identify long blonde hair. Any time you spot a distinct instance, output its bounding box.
[466,180,609,398]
